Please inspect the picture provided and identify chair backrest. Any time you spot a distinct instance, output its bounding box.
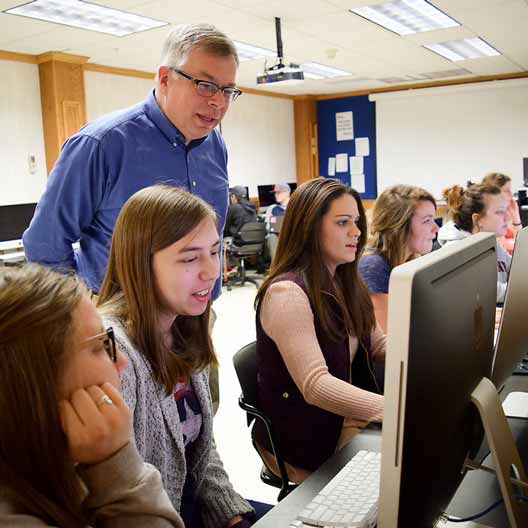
[235,222,266,245]
[233,341,258,406]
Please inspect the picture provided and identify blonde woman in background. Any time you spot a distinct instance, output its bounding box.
[482,172,522,254]
[438,182,510,302]
[358,185,438,333]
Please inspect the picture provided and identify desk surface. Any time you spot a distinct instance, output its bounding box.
[253,377,528,528]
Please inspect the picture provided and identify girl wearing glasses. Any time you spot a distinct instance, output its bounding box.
[0,264,183,527]
[97,185,255,528]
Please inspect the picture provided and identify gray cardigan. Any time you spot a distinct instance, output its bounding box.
[105,317,253,528]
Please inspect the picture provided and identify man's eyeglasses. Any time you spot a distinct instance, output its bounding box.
[83,327,117,363]
[170,68,242,103]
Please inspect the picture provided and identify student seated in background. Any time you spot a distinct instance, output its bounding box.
[482,172,523,254]
[254,178,385,484]
[223,186,257,238]
[358,185,438,333]
[439,182,510,303]
[0,265,183,527]
[97,185,263,528]
[264,182,291,229]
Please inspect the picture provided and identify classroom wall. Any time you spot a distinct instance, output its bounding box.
[371,78,528,198]
[0,60,47,206]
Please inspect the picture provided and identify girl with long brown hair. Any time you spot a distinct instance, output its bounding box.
[358,185,438,332]
[0,264,182,527]
[97,185,255,528]
[253,178,385,483]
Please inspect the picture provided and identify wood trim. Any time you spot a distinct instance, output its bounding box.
[315,71,528,100]
[0,50,37,64]
[84,62,155,80]
[294,98,318,184]
[37,51,89,65]
[238,86,295,100]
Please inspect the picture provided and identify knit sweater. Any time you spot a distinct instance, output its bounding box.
[260,280,385,422]
[0,442,183,527]
[104,317,253,528]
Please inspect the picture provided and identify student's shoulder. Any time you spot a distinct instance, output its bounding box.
[359,253,390,272]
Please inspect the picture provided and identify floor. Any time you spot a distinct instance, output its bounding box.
[211,280,279,506]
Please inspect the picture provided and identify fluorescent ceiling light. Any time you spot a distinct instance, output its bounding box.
[350,0,459,36]
[424,38,501,61]
[302,62,351,80]
[3,0,168,37]
[234,41,275,62]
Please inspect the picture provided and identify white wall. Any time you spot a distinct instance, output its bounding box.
[372,78,528,198]
[0,60,47,206]
[221,93,296,198]
[85,71,297,198]
[84,70,154,120]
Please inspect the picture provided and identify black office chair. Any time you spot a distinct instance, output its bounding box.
[225,221,266,290]
[233,341,297,501]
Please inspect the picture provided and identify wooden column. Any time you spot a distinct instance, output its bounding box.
[37,52,88,174]
[293,96,318,184]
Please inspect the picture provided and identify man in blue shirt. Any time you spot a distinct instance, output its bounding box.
[23,23,241,300]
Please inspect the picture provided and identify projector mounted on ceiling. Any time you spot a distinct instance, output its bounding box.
[257,17,304,85]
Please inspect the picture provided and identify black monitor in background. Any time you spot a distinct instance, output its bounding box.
[0,203,37,242]
[523,158,528,188]
[257,185,275,208]
[379,233,498,527]
[257,183,297,208]
[492,226,528,391]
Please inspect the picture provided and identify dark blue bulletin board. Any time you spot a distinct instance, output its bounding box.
[317,95,377,199]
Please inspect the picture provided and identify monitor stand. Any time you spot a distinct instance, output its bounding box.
[471,377,528,527]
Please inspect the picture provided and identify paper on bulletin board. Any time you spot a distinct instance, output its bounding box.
[352,173,366,193]
[355,137,370,157]
[335,153,348,173]
[349,156,364,174]
[336,111,354,141]
[328,157,336,176]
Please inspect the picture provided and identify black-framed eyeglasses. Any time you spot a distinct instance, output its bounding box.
[170,67,242,103]
[83,327,117,363]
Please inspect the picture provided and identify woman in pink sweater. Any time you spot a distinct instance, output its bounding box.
[253,178,385,483]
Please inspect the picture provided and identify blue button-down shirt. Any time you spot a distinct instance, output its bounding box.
[23,90,229,298]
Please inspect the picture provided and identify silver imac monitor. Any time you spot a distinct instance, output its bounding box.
[492,226,528,391]
[378,233,498,527]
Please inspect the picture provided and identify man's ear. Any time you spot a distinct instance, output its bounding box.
[157,66,171,94]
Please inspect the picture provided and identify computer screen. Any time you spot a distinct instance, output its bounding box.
[492,227,528,391]
[257,185,275,208]
[0,202,37,242]
[379,233,497,527]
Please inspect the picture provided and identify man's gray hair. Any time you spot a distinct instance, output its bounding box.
[159,23,239,69]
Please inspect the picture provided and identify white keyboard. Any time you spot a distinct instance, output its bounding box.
[291,450,380,528]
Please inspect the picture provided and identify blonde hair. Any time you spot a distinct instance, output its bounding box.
[98,185,218,394]
[368,184,436,268]
[442,182,501,233]
[0,265,89,526]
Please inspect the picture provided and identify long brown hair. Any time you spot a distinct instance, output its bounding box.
[442,182,501,233]
[367,184,437,269]
[256,177,375,342]
[98,185,218,394]
[0,265,89,526]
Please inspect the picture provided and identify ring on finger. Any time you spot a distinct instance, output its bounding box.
[97,394,113,408]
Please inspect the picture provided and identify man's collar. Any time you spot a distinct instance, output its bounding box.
[144,89,207,149]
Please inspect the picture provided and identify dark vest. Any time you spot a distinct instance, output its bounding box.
[253,272,380,471]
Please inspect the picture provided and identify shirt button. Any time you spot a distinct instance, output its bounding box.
[282,392,289,399]
[172,142,177,147]
[192,181,197,187]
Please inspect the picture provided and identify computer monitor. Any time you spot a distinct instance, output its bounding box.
[492,227,528,391]
[379,233,498,527]
[257,185,275,208]
[0,202,37,242]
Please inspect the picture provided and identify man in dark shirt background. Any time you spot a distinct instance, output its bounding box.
[223,186,257,237]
